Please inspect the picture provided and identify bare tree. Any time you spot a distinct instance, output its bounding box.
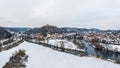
[0,43,2,52]
[60,41,64,52]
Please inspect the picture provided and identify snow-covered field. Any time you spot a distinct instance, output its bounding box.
[48,39,77,49]
[0,41,120,68]
[100,43,120,52]
[45,39,84,51]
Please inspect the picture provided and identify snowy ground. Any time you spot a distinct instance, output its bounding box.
[45,39,84,51]
[0,41,120,68]
[100,43,120,52]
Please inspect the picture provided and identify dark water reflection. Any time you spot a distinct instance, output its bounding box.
[83,41,120,60]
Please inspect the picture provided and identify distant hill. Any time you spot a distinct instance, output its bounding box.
[26,24,64,36]
[5,27,31,33]
[108,30,120,35]
[0,27,12,39]
[25,24,120,36]
[26,24,102,36]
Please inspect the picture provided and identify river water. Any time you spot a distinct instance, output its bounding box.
[83,41,120,60]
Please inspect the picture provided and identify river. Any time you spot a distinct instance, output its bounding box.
[82,41,120,60]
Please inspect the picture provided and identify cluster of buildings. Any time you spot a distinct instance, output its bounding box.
[84,32,120,45]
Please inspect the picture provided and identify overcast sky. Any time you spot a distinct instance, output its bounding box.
[0,0,120,30]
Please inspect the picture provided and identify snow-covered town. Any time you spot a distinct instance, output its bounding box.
[0,0,120,68]
[0,24,120,68]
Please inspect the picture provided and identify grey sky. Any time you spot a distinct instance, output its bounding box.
[0,0,120,30]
